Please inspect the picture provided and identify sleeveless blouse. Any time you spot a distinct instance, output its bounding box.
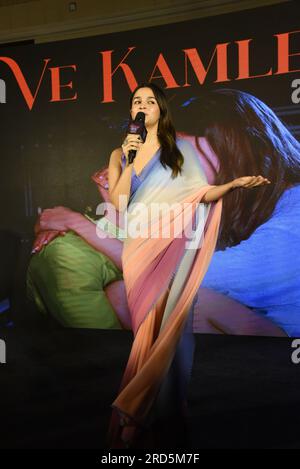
[96,148,161,241]
[121,148,161,199]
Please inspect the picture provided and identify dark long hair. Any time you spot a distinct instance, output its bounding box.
[181,88,300,249]
[129,82,184,178]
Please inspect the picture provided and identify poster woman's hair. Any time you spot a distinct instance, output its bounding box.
[181,88,300,248]
[129,82,184,178]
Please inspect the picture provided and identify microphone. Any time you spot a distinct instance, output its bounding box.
[126,112,147,164]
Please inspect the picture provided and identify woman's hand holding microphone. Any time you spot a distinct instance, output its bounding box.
[121,134,143,165]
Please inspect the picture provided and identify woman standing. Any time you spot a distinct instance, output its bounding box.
[107,83,270,448]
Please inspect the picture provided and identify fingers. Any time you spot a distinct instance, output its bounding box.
[121,134,143,158]
[94,172,109,189]
[254,176,271,186]
[97,179,109,189]
[93,167,108,179]
[122,141,141,152]
[244,176,271,187]
[31,236,48,254]
[31,231,60,254]
[125,134,142,143]
[243,176,260,187]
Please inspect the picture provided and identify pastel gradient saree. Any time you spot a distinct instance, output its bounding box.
[108,138,222,447]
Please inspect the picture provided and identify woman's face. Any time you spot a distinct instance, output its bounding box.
[130,87,161,129]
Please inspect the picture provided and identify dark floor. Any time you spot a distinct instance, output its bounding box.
[0,323,299,449]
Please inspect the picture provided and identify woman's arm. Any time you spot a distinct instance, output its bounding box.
[108,135,143,212]
[194,287,287,336]
[39,207,123,270]
[31,229,64,253]
[31,215,66,253]
[202,175,271,203]
[68,212,123,270]
[108,147,133,212]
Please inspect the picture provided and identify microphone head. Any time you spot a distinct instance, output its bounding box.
[126,111,148,144]
[135,112,146,123]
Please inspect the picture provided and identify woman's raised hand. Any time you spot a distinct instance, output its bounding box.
[232,175,271,189]
[92,167,109,190]
[91,167,110,203]
[121,134,143,163]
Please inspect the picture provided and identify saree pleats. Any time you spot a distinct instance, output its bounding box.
[108,177,222,447]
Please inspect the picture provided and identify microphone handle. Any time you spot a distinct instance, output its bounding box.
[128,149,137,164]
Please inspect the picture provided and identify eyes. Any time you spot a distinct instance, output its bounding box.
[133,99,157,106]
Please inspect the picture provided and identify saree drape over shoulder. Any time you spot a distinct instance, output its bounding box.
[108,138,222,447]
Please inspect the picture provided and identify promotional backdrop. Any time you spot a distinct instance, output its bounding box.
[1,0,299,336]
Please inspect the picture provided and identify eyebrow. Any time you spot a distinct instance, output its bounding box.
[133,96,156,100]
